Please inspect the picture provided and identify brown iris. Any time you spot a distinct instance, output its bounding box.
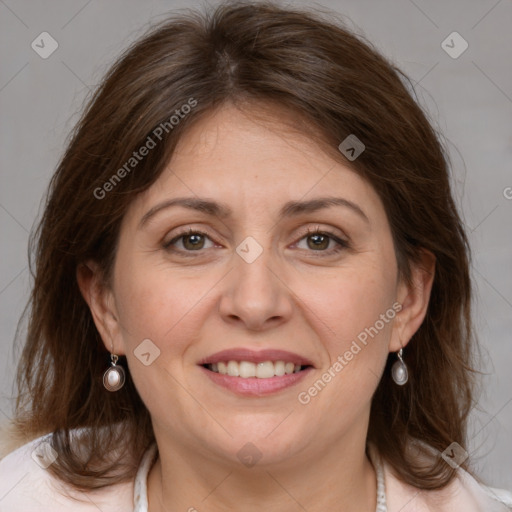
[307,233,329,250]
[182,233,205,250]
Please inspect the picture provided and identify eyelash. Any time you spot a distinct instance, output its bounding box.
[162,226,350,257]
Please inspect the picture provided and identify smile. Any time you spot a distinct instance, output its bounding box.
[200,362,313,396]
[204,360,310,378]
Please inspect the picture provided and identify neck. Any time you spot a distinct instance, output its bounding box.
[147,428,377,512]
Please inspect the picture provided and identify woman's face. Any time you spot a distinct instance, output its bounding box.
[96,103,427,468]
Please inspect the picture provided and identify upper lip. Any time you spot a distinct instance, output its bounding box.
[197,348,315,367]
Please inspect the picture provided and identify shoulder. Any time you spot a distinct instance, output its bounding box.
[0,433,134,512]
[380,446,512,512]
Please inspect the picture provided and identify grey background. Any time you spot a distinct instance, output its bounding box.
[1,0,511,489]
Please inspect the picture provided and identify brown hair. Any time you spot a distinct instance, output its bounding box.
[10,0,478,492]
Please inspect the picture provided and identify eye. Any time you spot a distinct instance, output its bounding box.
[294,226,350,255]
[162,226,350,257]
[163,228,215,253]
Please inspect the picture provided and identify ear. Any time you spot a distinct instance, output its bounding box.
[388,248,436,352]
[76,261,126,355]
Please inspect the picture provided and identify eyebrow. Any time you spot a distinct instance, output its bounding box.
[139,196,370,228]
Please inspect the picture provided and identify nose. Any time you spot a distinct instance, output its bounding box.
[218,243,293,332]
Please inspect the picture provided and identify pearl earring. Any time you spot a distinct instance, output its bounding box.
[103,353,126,392]
[391,348,408,385]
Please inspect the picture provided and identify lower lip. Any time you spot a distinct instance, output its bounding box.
[199,365,313,396]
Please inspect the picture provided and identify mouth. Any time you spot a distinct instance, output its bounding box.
[197,348,315,396]
[201,361,313,378]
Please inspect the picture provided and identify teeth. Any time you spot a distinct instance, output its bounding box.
[256,361,274,378]
[208,360,304,378]
[239,361,256,378]
[274,360,285,376]
[227,361,239,377]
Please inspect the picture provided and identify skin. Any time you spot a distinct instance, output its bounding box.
[79,102,435,512]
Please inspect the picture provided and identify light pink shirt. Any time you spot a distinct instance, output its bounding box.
[1,433,511,511]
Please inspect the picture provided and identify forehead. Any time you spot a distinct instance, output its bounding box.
[128,103,386,224]
[171,102,338,172]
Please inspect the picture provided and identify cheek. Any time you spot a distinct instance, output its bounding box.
[315,266,395,343]
[115,270,198,344]
[113,252,225,368]
[299,261,395,404]
[112,263,211,416]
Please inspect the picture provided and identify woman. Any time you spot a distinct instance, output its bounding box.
[0,1,510,511]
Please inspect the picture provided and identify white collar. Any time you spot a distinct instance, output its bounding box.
[133,442,387,511]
